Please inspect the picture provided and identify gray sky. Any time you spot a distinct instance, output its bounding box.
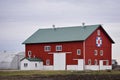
[0,0,120,64]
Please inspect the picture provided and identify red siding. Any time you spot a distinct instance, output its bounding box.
[25,41,83,65]
[85,27,112,65]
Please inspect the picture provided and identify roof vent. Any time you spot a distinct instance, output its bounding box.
[52,25,56,30]
[82,22,85,27]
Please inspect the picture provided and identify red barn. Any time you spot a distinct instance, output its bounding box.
[21,24,114,70]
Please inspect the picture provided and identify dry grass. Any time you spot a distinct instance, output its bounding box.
[0,70,120,76]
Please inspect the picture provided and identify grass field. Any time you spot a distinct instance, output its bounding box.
[0,70,120,76]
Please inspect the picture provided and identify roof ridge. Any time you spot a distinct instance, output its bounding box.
[38,24,101,30]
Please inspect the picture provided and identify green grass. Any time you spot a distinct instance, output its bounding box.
[0,70,120,76]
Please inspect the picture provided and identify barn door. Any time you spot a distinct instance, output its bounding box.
[78,59,84,70]
[54,53,66,70]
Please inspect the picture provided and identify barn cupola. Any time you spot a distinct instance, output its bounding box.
[82,22,85,27]
[52,24,56,30]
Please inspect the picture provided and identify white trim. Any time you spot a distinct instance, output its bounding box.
[85,65,99,70]
[46,59,50,65]
[100,65,112,70]
[56,45,62,51]
[97,29,100,36]
[24,63,28,67]
[48,52,72,54]
[28,51,32,58]
[88,59,91,65]
[94,59,98,65]
[100,50,103,56]
[94,50,98,56]
[67,65,78,70]
[99,60,111,70]
[43,65,53,70]
[28,51,32,55]
[44,46,51,52]
[83,41,85,70]
[77,49,81,55]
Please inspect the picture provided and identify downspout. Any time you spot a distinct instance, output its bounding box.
[83,41,86,70]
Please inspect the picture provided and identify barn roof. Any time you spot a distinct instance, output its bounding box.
[23,24,114,44]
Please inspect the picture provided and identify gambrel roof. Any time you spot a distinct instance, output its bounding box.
[23,25,114,44]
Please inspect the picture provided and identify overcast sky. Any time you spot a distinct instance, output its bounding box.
[0,0,120,64]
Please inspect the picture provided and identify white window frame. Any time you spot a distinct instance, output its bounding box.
[94,50,98,56]
[44,46,51,52]
[35,63,37,67]
[100,50,103,56]
[97,30,100,36]
[77,49,81,55]
[28,51,32,58]
[56,45,62,51]
[24,63,28,67]
[46,59,50,65]
[88,59,91,65]
[94,59,98,65]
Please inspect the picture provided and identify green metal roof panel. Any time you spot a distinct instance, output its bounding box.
[23,25,100,44]
[21,57,42,62]
[27,58,42,61]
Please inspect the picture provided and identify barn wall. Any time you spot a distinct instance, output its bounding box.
[43,65,53,70]
[85,26,112,66]
[25,41,83,65]
[85,65,99,70]
[67,65,78,70]
[99,65,112,70]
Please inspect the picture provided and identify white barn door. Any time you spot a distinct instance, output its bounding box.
[78,59,84,70]
[54,53,66,70]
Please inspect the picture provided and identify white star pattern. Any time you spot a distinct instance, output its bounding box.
[96,37,102,47]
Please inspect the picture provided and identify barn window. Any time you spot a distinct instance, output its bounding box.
[100,50,103,56]
[94,50,98,56]
[77,49,81,55]
[35,63,37,67]
[56,45,62,51]
[97,30,100,36]
[24,63,28,67]
[46,59,50,65]
[44,46,51,52]
[94,59,98,65]
[28,51,32,58]
[88,59,91,65]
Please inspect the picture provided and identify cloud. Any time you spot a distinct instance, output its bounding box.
[0,0,120,54]
[0,0,120,24]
